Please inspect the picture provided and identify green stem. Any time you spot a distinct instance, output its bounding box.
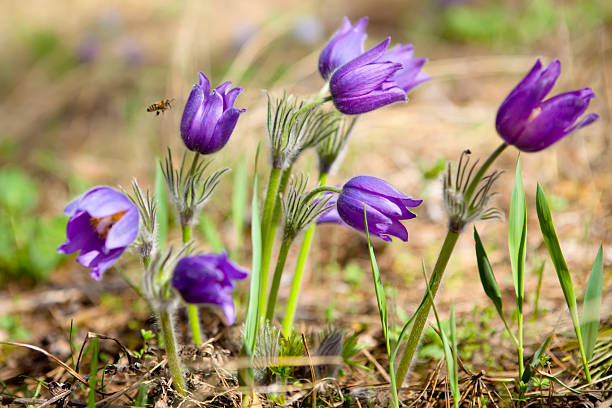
[259,167,283,319]
[265,237,294,321]
[395,143,509,389]
[268,165,294,255]
[181,224,191,243]
[572,310,592,382]
[464,142,508,201]
[518,311,524,380]
[282,172,328,336]
[158,310,187,396]
[181,224,202,346]
[395,230,459,386]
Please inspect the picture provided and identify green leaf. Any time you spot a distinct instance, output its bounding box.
[536,184,590,380]
[521,333,552,384]
[154,161,168,252]
[474,227,503,317]
[508,156,527,311]
[580,246,603,361]
[232,154,248,260]
[450,304,459,408]
[536,184,578,319]
[199,214,224,252]
[245,145,262,356]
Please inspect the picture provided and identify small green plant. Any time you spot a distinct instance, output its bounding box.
[0,166,65,282]
[133,329,155,359]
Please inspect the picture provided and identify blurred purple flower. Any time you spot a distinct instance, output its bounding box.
[293,15,324,45]
[329,38,429,115]
[319,176,422,242]
[76,36,100,64]
[496,59,599,152]
[172,252,248,325]
[319,17,368,80]
[58,187,139,280]
[181,72,246,155]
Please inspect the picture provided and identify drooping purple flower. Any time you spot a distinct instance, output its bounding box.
[172,252,248,325]
[58,187,139,280]
[319,176,422,242]
[329,38,429,115]
[318,17,368,80]
[180,72,246,154]
[496,59,599,152]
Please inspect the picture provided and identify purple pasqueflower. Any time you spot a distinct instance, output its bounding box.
[329,38,429,115]
[496,59,599,152]
[180,72,246,154]
[319,16,368,80]
[172,252,248,325]
[58,187,139,280]
[319,176,422,242]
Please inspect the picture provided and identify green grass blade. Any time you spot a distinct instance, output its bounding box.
[232,154,248,261]
[536,183,590,382]
[154,160,168,252]
[422,265,458,408]
[581,245,603,361]
[364,206,398,408]
[508,155,526,311]
[450,304,459,407]
[199,213,225,252]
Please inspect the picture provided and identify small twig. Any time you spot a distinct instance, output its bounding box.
[301,333,317,408]
[360,349,391,383]
[0,342,88,387]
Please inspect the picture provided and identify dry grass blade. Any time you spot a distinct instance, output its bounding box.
[0,341,88,387]
[35,389,72,408]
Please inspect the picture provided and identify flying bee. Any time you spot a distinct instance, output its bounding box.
[147,98,174,115]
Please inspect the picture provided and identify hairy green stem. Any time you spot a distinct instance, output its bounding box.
[181,224,202,345]
[395,142,508,388]
[158,310,187,396]
[518,311,524,379]
[265,237,293,321]
[259,167,283,319]
[282,172,328,335]
[395,230,459,385]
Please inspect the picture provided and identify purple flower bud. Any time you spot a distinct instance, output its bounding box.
[180,72,246,154]
[58,187,139,280]
[171,252,248,325]
[496,59,599,152]
[329,39,429,115]
[319,17,368,80]
[319,176,422,242]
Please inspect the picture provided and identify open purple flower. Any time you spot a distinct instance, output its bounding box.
[172,252,248,325]
[329,38,429,115]
[318,16,368,80]
[496,59,599,152]
[58,187,139,280]
[180,72,246,154]
[319,176,422,242]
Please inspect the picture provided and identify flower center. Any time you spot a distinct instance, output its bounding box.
[90,211,126,239]
[528,107,542,122]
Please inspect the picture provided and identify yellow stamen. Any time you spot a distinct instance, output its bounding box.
[89,211,127,239]
[528,107,542,122]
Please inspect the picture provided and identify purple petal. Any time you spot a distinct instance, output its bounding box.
[345,176,422,205]
[86,249,124,280]
[330,38,392,85]
[205,106,245,154]
[337,194,392,235]
[198,72,211,95]
[222,87,243,110]
[318,16,369,79]
[188,90,224,152]
[333,86,407,115]
[105,207,139,250]
[331,61,403,98]
[181,84,205,141]
[515,89,597,152]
